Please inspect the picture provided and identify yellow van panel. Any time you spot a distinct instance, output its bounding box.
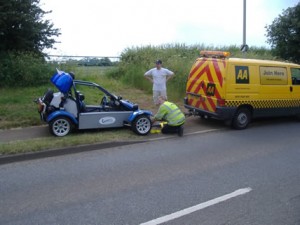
[186,57,300,112]
[260,67,288,85]
[184,54,300,125]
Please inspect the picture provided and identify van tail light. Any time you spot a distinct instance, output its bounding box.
[217,98,226,107]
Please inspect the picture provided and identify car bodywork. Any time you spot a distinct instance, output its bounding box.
[36,71,152,136]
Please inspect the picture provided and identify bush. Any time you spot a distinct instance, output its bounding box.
[0,51,56,87]
[114,44,200,99]
[108,44,273,101]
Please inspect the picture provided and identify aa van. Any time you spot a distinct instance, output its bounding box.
[184,51,300,129]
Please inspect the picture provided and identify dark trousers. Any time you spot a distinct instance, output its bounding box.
[161,124,182,134]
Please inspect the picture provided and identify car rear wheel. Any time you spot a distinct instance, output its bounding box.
[232,108,251,129]
[132,115,151,135]
[49,116,73,137]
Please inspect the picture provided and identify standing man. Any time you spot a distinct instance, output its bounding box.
[152,96,185,137]
[144,60,174,105]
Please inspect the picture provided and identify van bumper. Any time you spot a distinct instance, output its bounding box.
[184,104,236,120]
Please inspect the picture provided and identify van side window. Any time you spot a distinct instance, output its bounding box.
[291,68,300,85]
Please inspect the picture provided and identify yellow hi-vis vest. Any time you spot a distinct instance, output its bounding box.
[154,101,185,126]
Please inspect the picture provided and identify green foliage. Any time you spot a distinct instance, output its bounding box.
[115,44,200,99]
[0,0,60,55]
[265,2,300,63]
[77,57,114,66]
[0,51,56,87]
[0,84,48,128]
[0,67,130,129]
[0,0,61,87]
[108,44,273,100]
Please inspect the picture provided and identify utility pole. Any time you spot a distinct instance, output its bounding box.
[241,0,248,56]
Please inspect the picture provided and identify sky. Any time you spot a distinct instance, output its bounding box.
[40,0,299,57]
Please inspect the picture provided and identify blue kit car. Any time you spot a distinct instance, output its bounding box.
[35,70,152,137]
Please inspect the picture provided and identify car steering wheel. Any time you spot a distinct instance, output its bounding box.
[100,96,109,107]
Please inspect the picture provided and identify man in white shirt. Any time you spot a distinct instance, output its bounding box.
[144,60,174,105]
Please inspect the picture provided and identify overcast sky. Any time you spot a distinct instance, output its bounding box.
[40,0,299,57]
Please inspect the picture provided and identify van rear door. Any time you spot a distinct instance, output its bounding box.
[185,57,226,114]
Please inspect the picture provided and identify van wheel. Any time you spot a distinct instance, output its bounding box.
[232,108,251,129]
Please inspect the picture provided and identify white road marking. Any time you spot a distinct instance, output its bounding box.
[140,187,252,225]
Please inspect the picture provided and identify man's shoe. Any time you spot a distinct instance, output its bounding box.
[178,126,184,137]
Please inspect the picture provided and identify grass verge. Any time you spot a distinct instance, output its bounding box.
[0,128,143,155]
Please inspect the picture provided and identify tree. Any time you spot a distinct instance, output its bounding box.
[265,3,300,63]
[100,57,113,66]
[0,0,60,55]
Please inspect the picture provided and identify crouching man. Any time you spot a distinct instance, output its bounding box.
[152,96,185,137]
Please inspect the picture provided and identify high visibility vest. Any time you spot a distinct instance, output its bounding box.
[154,101,185,126]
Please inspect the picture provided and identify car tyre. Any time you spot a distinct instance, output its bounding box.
[49,116,73,137]
[232,107,251,130]
[132,115,151,135]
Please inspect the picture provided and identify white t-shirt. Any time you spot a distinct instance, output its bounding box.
[144,68,174,91]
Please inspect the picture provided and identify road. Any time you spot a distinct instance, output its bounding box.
[0,119,300,225]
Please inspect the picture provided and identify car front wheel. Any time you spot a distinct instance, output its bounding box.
[132,115,151,135]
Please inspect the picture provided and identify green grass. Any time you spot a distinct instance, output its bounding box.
[0,129,143,155]
[0,86,47,128]
[0,66,138,129]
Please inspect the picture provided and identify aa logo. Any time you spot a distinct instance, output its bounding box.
[235,66,249,84]
[206,83,216,96]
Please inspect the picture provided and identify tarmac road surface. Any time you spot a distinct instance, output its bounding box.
[0,120,299,225]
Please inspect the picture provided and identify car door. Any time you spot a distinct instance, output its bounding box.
[78,111,132,129]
